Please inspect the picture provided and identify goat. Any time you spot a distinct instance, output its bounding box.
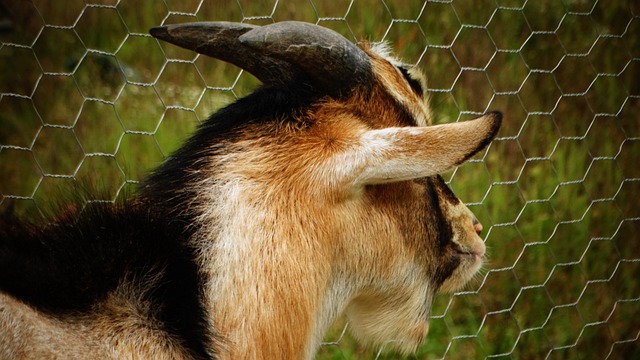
[0,21,501,359]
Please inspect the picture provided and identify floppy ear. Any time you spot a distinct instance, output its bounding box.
[345,112,502,186]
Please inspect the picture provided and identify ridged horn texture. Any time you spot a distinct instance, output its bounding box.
[150,21,372,97]
[149,22,297,85]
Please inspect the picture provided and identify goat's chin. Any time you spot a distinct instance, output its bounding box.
[439,254,484,293]
[347,313,429,355]
[344,289,433,355]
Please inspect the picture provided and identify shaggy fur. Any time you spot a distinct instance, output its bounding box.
[0,22,501,359]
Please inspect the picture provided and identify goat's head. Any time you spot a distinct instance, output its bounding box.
[150,21,501,355]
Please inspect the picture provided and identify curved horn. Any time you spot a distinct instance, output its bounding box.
[238,21,372,96]
[150,21,372,97]
[149,22,298,85]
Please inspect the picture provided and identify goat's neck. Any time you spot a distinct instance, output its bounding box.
[193,183,347,359]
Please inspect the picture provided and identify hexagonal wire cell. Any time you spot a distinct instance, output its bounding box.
[0,45,41,96]
[0,1,638,359]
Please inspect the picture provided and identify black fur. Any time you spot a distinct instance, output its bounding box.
[0,203,214,359]
[425,175,460,287]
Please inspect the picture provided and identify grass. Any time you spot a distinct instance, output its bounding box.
[1,0,638,358]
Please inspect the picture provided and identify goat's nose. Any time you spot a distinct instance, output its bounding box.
[473,217,483,235]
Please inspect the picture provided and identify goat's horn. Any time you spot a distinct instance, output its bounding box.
[238,21,372,96]
[149,22,298,85]
[150,21,372,96]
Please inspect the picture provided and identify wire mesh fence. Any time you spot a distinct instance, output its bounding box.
[0,0,638,358]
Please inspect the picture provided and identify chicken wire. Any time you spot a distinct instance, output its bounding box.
[0,0,638,359]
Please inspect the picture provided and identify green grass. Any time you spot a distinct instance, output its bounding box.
[1,0,638,358]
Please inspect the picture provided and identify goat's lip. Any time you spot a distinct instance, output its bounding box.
[455,237,486,259]
[455,248,485,259]
[456,250,484,258]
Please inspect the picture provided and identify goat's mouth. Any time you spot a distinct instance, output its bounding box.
[454,237,486,260]
[455,248,484,259]
[438,245,485,293]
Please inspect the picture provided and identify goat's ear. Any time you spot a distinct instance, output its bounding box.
[346,112,502,186]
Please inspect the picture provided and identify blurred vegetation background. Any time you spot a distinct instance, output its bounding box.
[0,0,638,358]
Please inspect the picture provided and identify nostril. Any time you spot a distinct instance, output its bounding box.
[473,217,483,235]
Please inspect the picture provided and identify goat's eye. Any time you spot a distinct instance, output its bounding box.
[398,66,424,97]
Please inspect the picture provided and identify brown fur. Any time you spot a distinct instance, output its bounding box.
[188,48,498,358]
[0,35,500,359]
